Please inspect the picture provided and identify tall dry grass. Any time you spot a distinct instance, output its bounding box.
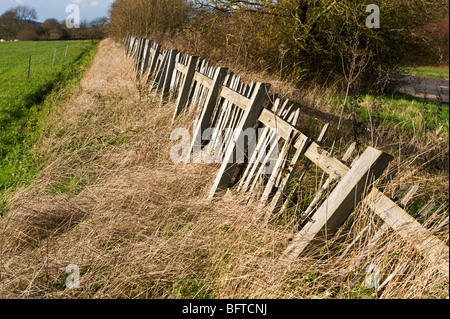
[0,39,447,299]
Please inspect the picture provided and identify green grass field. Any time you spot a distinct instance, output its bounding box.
[401,66,450,80]
[0,40,98,206]
[360,93,449,134]
[331,93,449,137]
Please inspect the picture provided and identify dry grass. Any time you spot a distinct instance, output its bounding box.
[0,39,447,299]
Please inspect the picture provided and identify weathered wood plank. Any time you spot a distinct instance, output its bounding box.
[208,83,271,199]
[303,143,349,181]
[365,188,449,277]
[282,147,393,259]
[300,142,357,222]
[259,129,296,205]
[193,72,214,90]
[140,40,152,78]
[160,49,178,102]
[173,56,199,120]
[175,61,188,74]
[399,183,420,208]
[237,128,266,191]
[278,124,330,218]
[188,67,229,162]
[145,44,161,84]
[258,108,294,144]
[257,109,348,180]
[263,134,311,218]
[151,51,169,94]
[220,86,251,111]
[415,199,436,221]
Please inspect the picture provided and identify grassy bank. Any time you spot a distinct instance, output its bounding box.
[330,93,449,137]
[401,66,449,80]
[0,40,98,213]
[360,94,449,135]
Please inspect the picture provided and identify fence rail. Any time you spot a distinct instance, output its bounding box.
[123,35,449,277]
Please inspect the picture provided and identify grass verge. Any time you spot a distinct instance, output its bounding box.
[400,66,449,80]
[0,41,99,215]
[331,93,449,137]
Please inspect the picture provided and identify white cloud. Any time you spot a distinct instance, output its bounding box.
[90,1,99,7]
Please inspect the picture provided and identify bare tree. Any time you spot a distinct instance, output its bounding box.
[12,5,38,23]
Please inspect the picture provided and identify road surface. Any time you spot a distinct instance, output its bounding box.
[398,76,449,103]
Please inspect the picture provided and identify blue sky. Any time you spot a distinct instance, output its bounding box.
[0,0,114,22]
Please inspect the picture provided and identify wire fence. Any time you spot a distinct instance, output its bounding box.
[0,40,92,72]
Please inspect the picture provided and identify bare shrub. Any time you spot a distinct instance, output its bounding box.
[108,0,190,40]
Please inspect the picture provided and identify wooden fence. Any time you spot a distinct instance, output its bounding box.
[123,35,449,277]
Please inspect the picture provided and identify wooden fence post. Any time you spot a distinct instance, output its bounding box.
[282,147,393,259]
[188,67,229,161]
[145,44,161,84]
[172,55,199,120]
[160,49,178,103]
[135,38,145,75]
[140,40,152,78]
[130,37,137,57]
[153,52,169,94]
[208,82,271,199]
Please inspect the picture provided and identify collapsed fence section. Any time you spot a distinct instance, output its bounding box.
[123,35,449,277]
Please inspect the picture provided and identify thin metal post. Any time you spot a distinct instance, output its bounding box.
[52,49,56,67]
[27,56,31,80]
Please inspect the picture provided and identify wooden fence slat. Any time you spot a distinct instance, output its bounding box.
[415,199,436,221]
[140,40,152,78]
[399,183,420,208]
[282,147,393,259]
[249,107,298,199]
[208,82,271,199]
[356,183,422,258]
[160,49,178,104]
[263,134,311,219]
[237,127,270,192]
[133,38,143,73]
[300,142,357,223]
[220,86,251,110]
[258,111,348,181]
[277,124,330,218]
[241,131,277,193]
[136,38,145,76]
[193,72,214,90]
[239,101,298,197]
[145,44,161,84]
[393,183,410,202]
[188,67,229,162]
[259,129,296,205]
[152,52,169,94]
[173,56,199,120]
[249,132,281,193]
[365,188,449,277]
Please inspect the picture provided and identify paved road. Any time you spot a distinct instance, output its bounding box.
[398,76,449,103]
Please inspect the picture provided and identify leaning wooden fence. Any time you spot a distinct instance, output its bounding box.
[123,35,449,277]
